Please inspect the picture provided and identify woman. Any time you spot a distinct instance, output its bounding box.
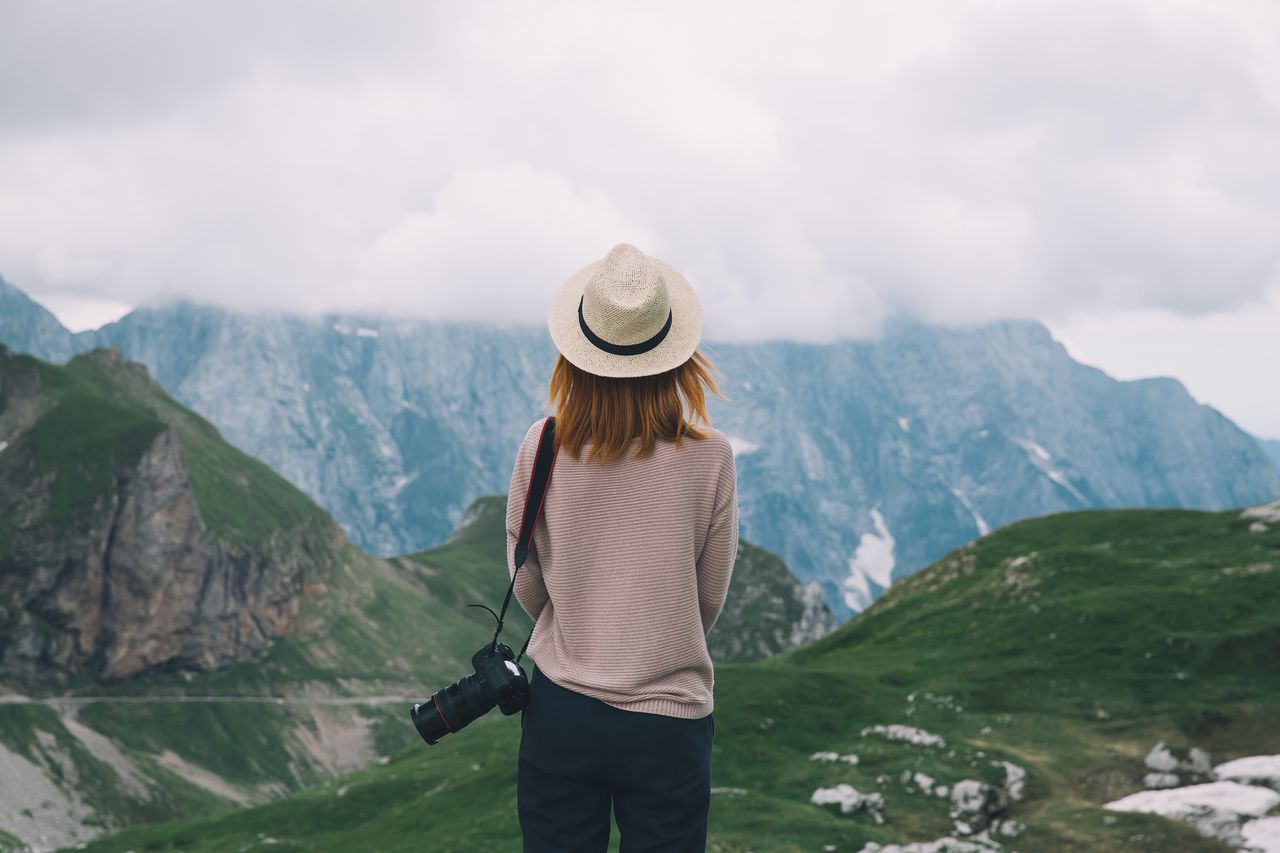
[506,242,739,852]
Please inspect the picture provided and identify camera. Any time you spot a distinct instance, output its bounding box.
[410,640,530,745]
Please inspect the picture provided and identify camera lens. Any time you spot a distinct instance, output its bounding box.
[411,672,495,745]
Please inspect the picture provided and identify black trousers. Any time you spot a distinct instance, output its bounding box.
[517,665,714,852]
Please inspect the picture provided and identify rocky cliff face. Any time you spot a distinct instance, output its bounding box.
[1258,436,1280,473]
[706,539,836,663]
[2,278,1277,620]
[0,346,340,682]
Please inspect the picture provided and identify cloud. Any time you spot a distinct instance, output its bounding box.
[0,0,1277,346]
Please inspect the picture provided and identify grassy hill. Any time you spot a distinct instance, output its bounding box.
[74,502,1280,852]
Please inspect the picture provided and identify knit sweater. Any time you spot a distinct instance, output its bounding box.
[505,416,739,719]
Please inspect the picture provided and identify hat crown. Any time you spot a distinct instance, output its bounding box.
[581,243,671,346]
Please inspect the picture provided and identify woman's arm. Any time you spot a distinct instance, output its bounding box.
[696,443,739,636]
[506,420,551,622]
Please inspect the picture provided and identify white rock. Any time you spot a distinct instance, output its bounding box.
[1146,741,1179,772]
[950,780,1007,836]
[998,761,1026,801]
[1241,500,1280,524]
[857,835,1002,853]
[1144,741,1213,780]
[1214,755,1280,790]
[1144,772,1181,789]
[860,724,946,748]
[811,782,886,823]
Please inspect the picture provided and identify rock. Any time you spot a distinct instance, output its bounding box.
[998,760,1026,801]
[1145,772,1181,789]
[810,783,886,823]
[860,724,946,748]
[0,348,342,683]
[700,538,840,663]
[7,287,1277,623]
[858,835,1002,852]
[1144,741,1215,786]
[949,780,1008,836]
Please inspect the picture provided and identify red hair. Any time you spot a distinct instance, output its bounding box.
[547,349,726,464]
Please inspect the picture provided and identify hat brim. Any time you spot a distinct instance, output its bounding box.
[547,255,703,378]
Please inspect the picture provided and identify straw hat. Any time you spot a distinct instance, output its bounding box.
[548,243,703,378]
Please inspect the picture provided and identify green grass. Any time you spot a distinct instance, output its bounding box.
[75,503,1280,851]
[0,704,226,832]
[3,347,330,546]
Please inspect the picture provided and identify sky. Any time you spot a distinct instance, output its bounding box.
[1,1,1277,436]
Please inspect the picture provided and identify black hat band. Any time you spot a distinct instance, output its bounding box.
[578,294,673,356]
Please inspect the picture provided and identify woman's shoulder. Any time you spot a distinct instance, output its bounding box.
[524,416,554,440]
[680,426,734,465]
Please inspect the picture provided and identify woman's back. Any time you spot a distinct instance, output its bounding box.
[505,417,738,719]
[514,241,732,852]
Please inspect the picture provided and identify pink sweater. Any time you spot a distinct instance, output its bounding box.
[505,416,739,719]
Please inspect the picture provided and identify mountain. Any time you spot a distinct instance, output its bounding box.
[0,345,830,849]
[1257,436,1280,473]
[78,500,1280,852]
[0,344,340,683]
[2,280,1277,622]
[0,274,77,364]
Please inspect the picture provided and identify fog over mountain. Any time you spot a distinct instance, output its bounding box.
[4,277,1276,621]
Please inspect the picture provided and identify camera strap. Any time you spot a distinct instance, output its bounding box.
[493,416,559,661]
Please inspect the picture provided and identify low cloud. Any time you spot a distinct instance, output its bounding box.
[1,0,1277,346]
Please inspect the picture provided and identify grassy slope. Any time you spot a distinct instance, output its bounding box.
[0,349,515,839]
[77,505,1280,852]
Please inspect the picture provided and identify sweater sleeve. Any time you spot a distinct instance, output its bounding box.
[696,441,739,636]
[506,420,551,622]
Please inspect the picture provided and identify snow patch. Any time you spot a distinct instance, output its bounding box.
[1013,437,1088,503]
[1021,438,1052,462]
[947,485,991,536]
[1216,755,1280,790]
[0,439,8,453]
[1243,816,1280,852]
[726,435,760,456]
[355,327,380,338]
[390,473,417,495]
[1105,782,1280,848]
[843,508,896,611]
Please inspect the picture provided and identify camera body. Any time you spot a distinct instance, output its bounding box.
[410,641,530,745]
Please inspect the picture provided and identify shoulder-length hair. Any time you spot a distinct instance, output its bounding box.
[548,349,726,464]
